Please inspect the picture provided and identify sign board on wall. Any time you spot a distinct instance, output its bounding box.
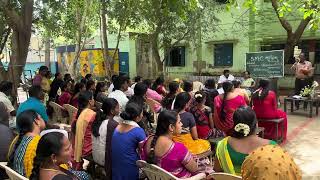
[246,50,284,78]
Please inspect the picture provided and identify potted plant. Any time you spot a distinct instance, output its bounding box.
[300,81,319,99]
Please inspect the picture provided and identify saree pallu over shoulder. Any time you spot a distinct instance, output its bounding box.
[24,135,41,178]
[74,108,96,162]
[7,135,41,178]
[172,134,210,155]
[216,137,238,175]
[7,136,19,161]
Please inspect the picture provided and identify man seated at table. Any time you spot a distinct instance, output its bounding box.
[217,70,235,94]
[241,71,255,96]
[218,70,235,87]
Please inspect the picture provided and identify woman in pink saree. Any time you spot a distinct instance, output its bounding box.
[214,81,247,135]
[139,110,201,178]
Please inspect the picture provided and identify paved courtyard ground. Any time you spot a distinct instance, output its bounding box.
[284,112,320,180]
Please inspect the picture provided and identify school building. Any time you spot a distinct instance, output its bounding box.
[89,1,320,89]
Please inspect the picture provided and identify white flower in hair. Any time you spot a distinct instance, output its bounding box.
[195,94,202,98]
[234,123,250,137]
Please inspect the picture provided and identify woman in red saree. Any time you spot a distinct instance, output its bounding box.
[214,81,247,135]
[252,79,287,141]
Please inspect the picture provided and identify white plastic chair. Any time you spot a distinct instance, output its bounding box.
[49,101,68,124]
[207,172,242,180]
[136,160,206,180]
[63,104,78,125]
[0,162,28,180]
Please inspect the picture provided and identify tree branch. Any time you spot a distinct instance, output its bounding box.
[23,0,34,30]
[112,23,123,60]
[160,28,191,63]
[293,17,312,42]
[0,0,23,30]
[271,0,293,34]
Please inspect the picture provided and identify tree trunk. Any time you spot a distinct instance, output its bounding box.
[283,33,295,63]
[8,30,31,97]
[70,0,92,79]
[0,0,33,97]
[270,0,311,64]
[0,27,11,54]
[150,33,163,75]
[284,41,295,64]
[112,25,122,64]
[101,0,112,78]
[44,37,50,69]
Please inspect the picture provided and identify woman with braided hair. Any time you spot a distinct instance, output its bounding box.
[139,110,200,178]
[30,132,89,180]
[7,110,46,178]
[92,98,119,179]
[71,91,96,170]
[213,81,247,135]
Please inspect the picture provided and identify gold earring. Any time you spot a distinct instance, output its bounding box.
[53,159,57,163]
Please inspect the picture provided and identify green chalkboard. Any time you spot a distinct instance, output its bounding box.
[246,50,284,78]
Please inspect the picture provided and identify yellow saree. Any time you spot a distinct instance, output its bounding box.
[8,135,41,178]
[215,137,238,175]
[173,133,211,155]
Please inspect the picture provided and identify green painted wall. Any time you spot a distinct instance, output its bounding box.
[94,34,130,52]
[93,1,320,86]
[165,1,320,88]
[167,7,251,76]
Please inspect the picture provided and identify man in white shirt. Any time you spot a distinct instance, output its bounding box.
[218,69,235,94]
[108,74,134,97]
[108,76,129,112]
[218,69,235,84]
[108,75,118,93]
[0,81,16,127]
[124,87,134,97]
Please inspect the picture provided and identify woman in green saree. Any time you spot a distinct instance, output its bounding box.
[214,106,276,175]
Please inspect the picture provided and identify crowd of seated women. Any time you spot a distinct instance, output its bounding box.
[0,71,299,180]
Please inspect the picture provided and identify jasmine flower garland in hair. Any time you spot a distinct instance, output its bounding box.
[234,123,250,137]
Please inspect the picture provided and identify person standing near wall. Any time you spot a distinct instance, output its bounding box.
[292,53,314,94]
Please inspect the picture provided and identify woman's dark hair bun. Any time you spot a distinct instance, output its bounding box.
[120,102,142,120]
[120,111,131,120]
[194,91,206,103]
